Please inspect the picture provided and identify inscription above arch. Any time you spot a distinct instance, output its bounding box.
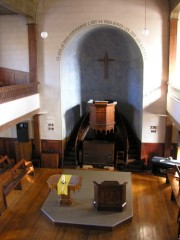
[56,20,147,61]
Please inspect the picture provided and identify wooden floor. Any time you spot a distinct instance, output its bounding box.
[0,168,178,240]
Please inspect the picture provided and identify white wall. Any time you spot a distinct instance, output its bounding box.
[167,95,180,130]
[0,15,29,71]
[0,15,39,138]
[0,0,169,143]
[0,94,40,138]
[36,0,169,142]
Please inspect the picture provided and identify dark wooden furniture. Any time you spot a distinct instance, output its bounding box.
[15,140,32,162]
[0,155,15,174]
[41,153,59,168]
[0,159,29,213]
[0,184,6,215]
[83,140,114,166]
[151,156,180,177]
[89,101,117,133]
[115,151,125,168]
[93,180,127,211]
[47,174,82,205]
[0,168,178,239]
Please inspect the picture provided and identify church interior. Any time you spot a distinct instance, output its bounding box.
[0,0,180,239]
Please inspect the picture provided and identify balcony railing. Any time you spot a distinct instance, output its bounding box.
[168,83,180,101]
[0,82,39,104]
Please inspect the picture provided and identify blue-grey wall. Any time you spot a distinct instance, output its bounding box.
[61,25,143,139]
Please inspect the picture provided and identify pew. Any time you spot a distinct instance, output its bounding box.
[0,158,34,214]
[0,155,15,174]
[0,184,6,214]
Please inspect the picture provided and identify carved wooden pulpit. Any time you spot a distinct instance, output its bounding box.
[88,100,117,133]
[93,180,127,211]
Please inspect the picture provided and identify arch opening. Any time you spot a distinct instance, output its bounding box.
[60,25,143,141]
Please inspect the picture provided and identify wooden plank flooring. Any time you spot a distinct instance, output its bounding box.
[0,168,178,240]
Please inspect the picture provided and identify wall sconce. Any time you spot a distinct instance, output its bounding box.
[41,0,48,39]
[41,31,48,38]
[142,0,149,36]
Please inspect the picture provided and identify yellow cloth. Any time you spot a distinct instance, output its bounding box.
[57,175,72,195]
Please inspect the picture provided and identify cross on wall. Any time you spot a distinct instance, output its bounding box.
[97,51,115,79]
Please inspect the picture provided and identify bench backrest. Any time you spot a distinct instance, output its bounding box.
[0,155,15,173]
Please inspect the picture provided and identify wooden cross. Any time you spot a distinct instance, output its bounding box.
[97,51,115,79]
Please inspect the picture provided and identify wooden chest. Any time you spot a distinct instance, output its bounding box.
[83,140,114,166]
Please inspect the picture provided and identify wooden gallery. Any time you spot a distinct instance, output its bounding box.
[0,0,180,239]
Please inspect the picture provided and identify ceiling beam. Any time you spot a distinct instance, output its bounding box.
[0,0,38,21]
[169,0,180,12]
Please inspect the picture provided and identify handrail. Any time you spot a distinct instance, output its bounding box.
[74,110,130,165]
[74,112,90,164]
[168,84,180,102]
[167,82,180,90]
[115,110,129,164]
[0,82,39,104]
[75,112,89,146]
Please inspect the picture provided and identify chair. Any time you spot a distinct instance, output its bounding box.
[93,180,127,211]
[115,151,125,168]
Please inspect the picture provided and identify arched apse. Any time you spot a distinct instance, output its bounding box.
[60,25,143,140]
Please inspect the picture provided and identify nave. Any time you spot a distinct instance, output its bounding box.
[0,168,178,240]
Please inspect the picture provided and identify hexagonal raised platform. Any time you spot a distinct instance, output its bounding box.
[41,169,133,230]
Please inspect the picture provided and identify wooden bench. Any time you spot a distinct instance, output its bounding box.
[0,155,15,174]
[0,184,6,214]
[166,167,180,238]
[0,159,34,214]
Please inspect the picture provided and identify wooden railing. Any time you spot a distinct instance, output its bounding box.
[115,110,129,164]
[0,67,29,85]
[0,82,39,104]
[74,113,90,165]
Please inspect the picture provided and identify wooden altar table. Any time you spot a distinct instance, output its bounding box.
[47,174,82,205]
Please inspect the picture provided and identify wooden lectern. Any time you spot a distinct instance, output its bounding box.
[93,180,127,211]
[88,100,117,133]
